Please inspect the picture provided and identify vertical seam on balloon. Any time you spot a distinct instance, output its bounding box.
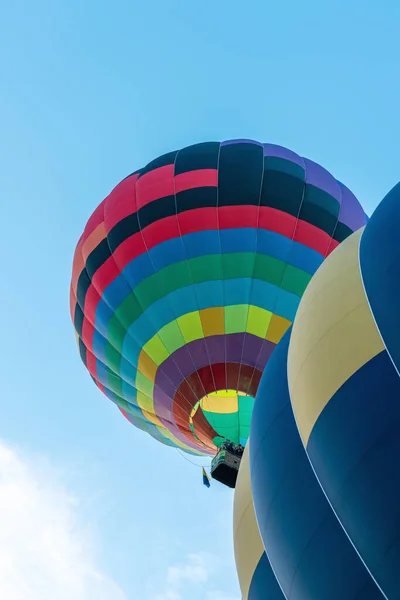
[247,150,307,396]
[171,146,216,416]
[98,177,203,451]
[71,214,150,396]
[170,146,218,451]
[71,281,161,425]
[73,199,215,454]
[100,192,202,450]
[71,212,180,445]
[214,143,227,394]
[235,141,265,398]
[325,181,342,259]
[134,165,212,452]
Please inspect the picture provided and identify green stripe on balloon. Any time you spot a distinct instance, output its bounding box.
[105,253,312,367]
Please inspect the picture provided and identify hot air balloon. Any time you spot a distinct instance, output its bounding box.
[70,139,367,486]
[233,442,284,600]
[288,182,400,599]
[250,328,383,599]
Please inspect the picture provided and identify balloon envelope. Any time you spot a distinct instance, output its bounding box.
[233,442,284,600]
[288,190,400,598]
[251,328,383,599]
[70,139,367,455]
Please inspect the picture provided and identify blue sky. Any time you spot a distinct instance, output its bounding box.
[1,1,400,598]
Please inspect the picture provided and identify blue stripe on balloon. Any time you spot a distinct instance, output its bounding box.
[95,359,111,387]
[119,356,138,386]
[250,330,383,600]
[121,380,139,405]
[92,329,107,362]
[123,251,155,288]
[274,289,300,323]
[307,349,400,599]
[224,278,252,305]
[181,229,220,258]
[101,273,132,313]
[95,229,322,326]
[257,228,292,260]
[220,227,257,253]
[360,182,400,375]
[195,280,224,308]
[94,300,114,338]
[149,235,186,270]
[120,278,300,369]
[248,553,284,600]
[289,241,324,273]
[120,403,198,452]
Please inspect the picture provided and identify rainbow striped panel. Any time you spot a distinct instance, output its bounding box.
[70,139,367,455]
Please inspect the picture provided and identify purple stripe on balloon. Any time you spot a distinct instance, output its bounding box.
[338,182,368,231]
[152,333,276,451]
[153,333,276,417]
[303,158,341,201]
[262,143,305,169]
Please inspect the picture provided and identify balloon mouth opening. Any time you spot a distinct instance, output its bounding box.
[190,389,254,448]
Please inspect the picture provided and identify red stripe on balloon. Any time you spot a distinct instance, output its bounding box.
[82,199,106,243]
[79,206,332,331]
[104,175,140,230]
[136,165,175,209]
[294,219,333,256]
[171,363,262,450]
[175,169,218,193]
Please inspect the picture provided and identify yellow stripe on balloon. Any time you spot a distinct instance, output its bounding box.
[137,351,158,382]
[176,311,204,343]
[288,228,384,447]
[233,440,265,600]
[247,306,272,338]
[266,313,291,343]
[136,391,156,416]
[139,305,277,370]
[200,307,225,336]
[201,390,239,414]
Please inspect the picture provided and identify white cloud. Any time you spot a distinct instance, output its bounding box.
[154,553,240,600]
[166,553,208,587]
[0,440,127,600]
[153,554,208,600]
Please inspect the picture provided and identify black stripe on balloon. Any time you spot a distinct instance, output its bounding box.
[333,221,353,242]
[85,239,112,279]
[174,142,220,175]
[75,162,350,311]
[76,268,91,313]
[300,203,339,237]
[218,142,265,207]
[299,185,340,237]
[260,169,305,215]
[74,303,85,338]
[137,150,179,178]
[121,168,142,182]
[107,212,140,252]
[77,189,346,300]
[79,337,87,367]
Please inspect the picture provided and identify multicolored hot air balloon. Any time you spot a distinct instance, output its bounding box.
[70,139,367,457]
[288,181,400,599]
